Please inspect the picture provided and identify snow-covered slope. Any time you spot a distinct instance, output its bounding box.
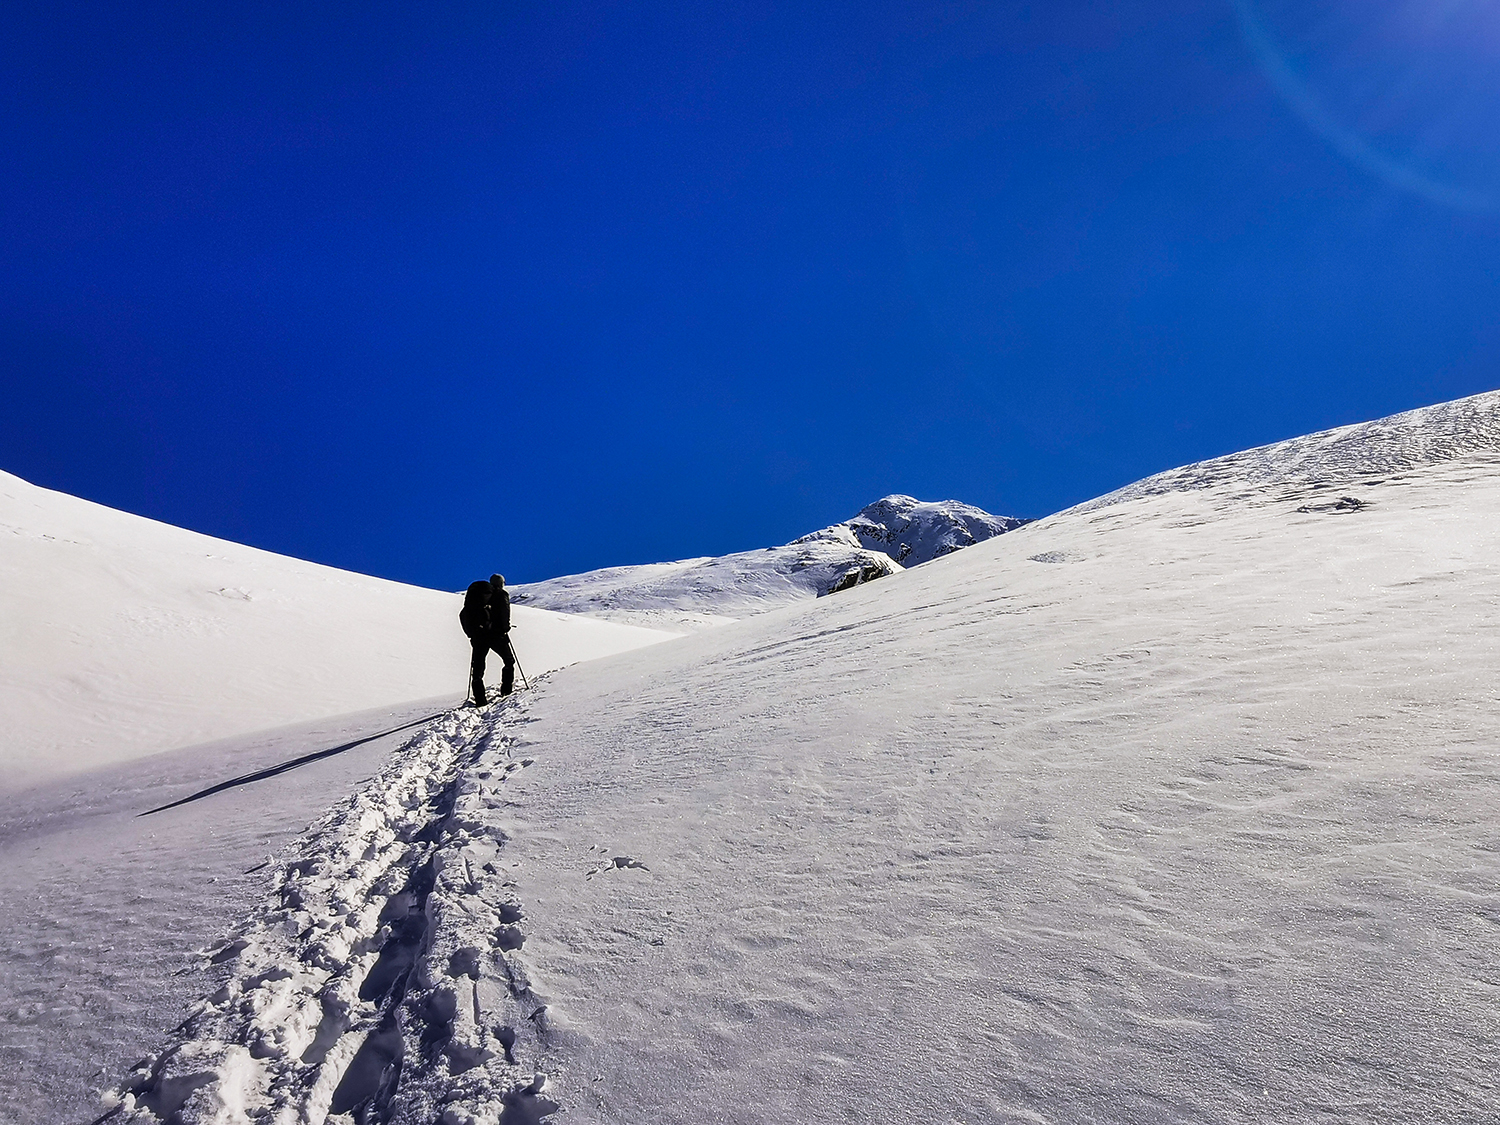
[1079,389,1500,510]
[0,699,457,1125]
[0,470,676,791]
[103,390,1500,1124]
[510,494,1024,629]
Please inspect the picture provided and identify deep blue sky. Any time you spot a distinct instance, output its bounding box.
[4,2,1499,588]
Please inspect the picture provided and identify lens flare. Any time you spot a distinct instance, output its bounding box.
[1233,0,1500,208]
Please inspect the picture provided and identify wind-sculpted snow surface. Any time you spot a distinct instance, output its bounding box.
[95,391,1500,1123]
[510,494,1023,629]
[102,699,560,1125]
[481,393,1500,1123]
[1080,389,1500,509]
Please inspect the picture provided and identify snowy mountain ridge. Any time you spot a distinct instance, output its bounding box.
[510,493,1026,629]
[807,493,1026,565]
[1080,391,1500,510]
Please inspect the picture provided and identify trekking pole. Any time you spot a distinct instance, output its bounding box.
[512,641,530,691]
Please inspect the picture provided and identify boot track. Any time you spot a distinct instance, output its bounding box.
[99,692,560,1125]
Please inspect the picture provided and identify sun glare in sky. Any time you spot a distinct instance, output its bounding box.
[7,3,1500,587]
[1237,0,1500,207]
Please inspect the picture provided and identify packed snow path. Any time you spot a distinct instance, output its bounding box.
[0,700,456,1124]
[102,391,1500,1123]
[102,697,562,1125]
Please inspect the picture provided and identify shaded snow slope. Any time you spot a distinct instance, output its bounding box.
[0,470,676,791]
[510,494,1023,629]
[105,390,1500,1123]
[0,699,451,1125]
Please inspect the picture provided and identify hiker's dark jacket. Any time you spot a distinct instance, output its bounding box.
[490,586,511,634]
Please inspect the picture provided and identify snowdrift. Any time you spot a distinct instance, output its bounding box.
[100,390,1500,1124]
[0,470,676,791]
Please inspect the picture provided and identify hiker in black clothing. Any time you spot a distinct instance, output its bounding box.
[459,577,518,706]
[487,573,517,697]
[460,580,492,705]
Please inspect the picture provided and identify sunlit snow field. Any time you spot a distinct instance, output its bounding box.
[4,393,1499,1123]
[505,434,1500,1122]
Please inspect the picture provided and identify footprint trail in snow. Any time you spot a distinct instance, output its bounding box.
[101,693,559,1125]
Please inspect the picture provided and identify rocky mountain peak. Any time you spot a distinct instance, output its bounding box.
[801,494,1029,568]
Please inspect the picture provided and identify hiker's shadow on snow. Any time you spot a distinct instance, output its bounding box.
[136,711,446,817]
